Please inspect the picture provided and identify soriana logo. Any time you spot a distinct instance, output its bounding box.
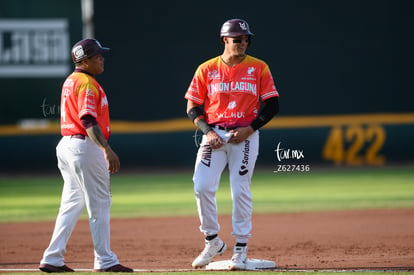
[0,19,70,78]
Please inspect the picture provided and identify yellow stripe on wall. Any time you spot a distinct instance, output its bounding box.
[265,113,414,129]
[0,113,413,136]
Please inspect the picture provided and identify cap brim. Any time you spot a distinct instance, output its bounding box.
[100,47,110,53]
[223,32,254,38]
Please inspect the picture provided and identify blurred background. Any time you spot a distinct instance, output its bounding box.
[0,0,413,174]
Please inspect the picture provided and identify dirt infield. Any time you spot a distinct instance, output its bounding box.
[1,208,413,271]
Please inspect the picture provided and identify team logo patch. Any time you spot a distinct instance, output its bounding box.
[208,70,220,80]
[241,67,257,81]
[239,22,247,30]
[72,45,86,60]
[227,100,237,110]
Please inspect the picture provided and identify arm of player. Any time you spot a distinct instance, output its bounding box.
[186,100,224,149]
[250,97,279,130]
[82,115,120,173]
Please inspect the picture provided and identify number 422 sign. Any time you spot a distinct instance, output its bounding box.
[322,125,385,166]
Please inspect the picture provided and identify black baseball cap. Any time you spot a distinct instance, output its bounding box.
[71,38,110,63]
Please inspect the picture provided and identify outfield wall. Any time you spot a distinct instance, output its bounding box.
[1,114,413,173]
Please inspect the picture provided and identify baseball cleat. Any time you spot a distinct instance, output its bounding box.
[39,263,74,273]
[192,236,227,268]
[228,246,248,270]
[93,263,133,272]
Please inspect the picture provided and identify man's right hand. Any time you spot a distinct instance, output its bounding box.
[206,130,225,149]
[103,145,120,173]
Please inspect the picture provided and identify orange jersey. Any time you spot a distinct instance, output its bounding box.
[60,71,111,140]
[185,55,279,128]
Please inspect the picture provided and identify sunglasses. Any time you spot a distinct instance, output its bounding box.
[232,38,250,44]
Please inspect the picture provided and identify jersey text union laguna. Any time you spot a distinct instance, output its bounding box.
[208,81,257,96]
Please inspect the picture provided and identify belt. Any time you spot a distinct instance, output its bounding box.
[212,125,237,131]
[71,134,86,140]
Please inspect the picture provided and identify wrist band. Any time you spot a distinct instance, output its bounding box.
[196,119,213,135]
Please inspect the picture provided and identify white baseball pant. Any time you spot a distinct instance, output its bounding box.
[193,129,259,244]
[40,136,119,269]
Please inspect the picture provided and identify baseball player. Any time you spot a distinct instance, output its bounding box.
[185,19,279,270]
[39,38,132,273]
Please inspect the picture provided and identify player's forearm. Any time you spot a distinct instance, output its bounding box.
[81,114,110,149]
[187,100,213,134]
[85,124,109,149]
[250,97,279,131]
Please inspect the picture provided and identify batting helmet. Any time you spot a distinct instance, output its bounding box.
[220,19,254,43]
[71,38,110,63]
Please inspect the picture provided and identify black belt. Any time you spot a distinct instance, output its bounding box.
[71,134,86,140]
[212,125,237,131]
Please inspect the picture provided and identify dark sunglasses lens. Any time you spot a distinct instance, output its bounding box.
[233,39,249,44]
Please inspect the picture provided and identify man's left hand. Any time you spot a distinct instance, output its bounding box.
[229,126,254,144]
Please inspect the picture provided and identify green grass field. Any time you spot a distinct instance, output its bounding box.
[0,167,413,223]
[0,167,413,274]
